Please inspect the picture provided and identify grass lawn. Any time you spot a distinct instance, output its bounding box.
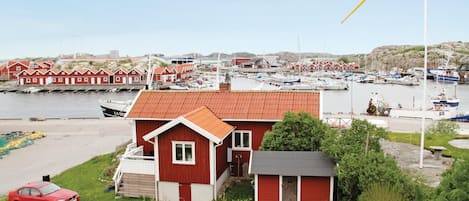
[1,147,253,201]
[217,178,254,201]
[52,150,148,201]
[388,132,469,159]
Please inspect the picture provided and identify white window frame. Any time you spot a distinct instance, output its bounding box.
[116,77,120,81]
[84,77,88,82]
[232,130,252,151]
[77,77,82,82]
[26,78,31,83]
[172,141,195,165]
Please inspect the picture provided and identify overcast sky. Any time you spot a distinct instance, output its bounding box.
[1,0,468,59]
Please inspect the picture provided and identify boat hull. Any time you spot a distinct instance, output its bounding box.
[100,105,126,117]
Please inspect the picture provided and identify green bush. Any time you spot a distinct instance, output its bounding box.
[426,120,459,135]
[359,183,405,201]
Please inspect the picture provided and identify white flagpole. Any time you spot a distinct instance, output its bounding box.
[419,0,428,169]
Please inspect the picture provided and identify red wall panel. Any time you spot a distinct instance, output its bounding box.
[301,176,330,201]
[216,135,231,179]
[135,120,168,155]
[158,124,210,184]
[258,175,279,201]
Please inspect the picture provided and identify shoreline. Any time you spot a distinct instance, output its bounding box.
[0,118,133,194]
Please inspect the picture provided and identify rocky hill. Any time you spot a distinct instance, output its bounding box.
[349,41,469,71]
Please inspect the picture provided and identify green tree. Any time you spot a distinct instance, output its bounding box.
[260,111,330,151]
[434,157,469,201]
[338,56,350,63]
[321,119,387,160]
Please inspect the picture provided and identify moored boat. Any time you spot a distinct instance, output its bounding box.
[99,99,132,117]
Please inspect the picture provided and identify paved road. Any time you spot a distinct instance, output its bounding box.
[0,119,133,194]
[324,114,469,134]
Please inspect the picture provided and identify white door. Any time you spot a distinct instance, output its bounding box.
[128,77,132,84]
[91,77,95,84]
[123,77,127,84]
[65,77,69,85]
[71,78,75,85]
[97,77,101,84]
[20,78,24,85]
[39,78,44,85]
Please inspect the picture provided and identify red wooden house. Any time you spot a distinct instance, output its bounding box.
[6,60,30,80]
[113,68,129,84]
[114,83,323,201]
[32,61,54,70]
[17,69,49,85]
[250,151,336,201]
[153,67,176,83]
[0,65,7,80]
[127,68,145,84]
[95,69,112,84]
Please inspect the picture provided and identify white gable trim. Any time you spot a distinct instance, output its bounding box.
[143,116,234,144]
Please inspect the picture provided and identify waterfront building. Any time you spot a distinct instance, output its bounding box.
[113,81,330,201]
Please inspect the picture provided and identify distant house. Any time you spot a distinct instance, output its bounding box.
[0,65,7,80]
[32,61,54,70]
[6,60,30,80]
[250,151,336,201]
[113,82,323,201]
[232,58,251,66]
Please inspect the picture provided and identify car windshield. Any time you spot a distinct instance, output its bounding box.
[39,183,60,195]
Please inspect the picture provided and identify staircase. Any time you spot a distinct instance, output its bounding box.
[116,173,155,198]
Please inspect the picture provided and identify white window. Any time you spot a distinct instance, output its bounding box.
[172,141,195,165]
[77,78,82,82]
[116,77,120,81]
[103,77,108,81]
[16,66,21,71]
[84,77,88,82]
[26,78,31,83]
[232,130,252,150]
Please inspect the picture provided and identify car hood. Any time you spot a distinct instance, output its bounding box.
[46,188,78,199]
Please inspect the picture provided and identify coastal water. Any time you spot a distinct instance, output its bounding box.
[1,77,469,119]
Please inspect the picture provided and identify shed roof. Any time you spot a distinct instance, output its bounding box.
[127,90,320,121]
[249,151,335,177]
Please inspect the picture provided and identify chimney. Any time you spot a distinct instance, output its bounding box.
[219,73,231,92]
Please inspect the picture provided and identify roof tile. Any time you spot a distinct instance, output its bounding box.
[127,90,320,120]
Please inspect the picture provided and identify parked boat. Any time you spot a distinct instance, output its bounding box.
[22,87,42,93]
[430,88,459,108]
[169,85,189,90]
[99,99,132,117]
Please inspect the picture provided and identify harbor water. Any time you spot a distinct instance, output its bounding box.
[1,78,469,119]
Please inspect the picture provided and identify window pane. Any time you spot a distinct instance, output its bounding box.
[234,132,241,147]
[176,144,183,160]
[185,144,192,161]
[30,189,40,196]
[18,188,29,195]
[243,132,250,148]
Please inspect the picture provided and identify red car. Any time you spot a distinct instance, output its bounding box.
[8,181,79,201]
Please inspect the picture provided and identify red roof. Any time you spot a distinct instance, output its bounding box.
[127,90,321,121]
[7,60,30,68]
[142,106,235,143]
[183,106,234,140]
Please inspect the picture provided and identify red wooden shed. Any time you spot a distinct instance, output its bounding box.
[249,151,336,201]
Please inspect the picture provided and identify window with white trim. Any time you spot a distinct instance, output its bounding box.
[232,130,252,150]
[116,77,120,81]
[172,141,195,165]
